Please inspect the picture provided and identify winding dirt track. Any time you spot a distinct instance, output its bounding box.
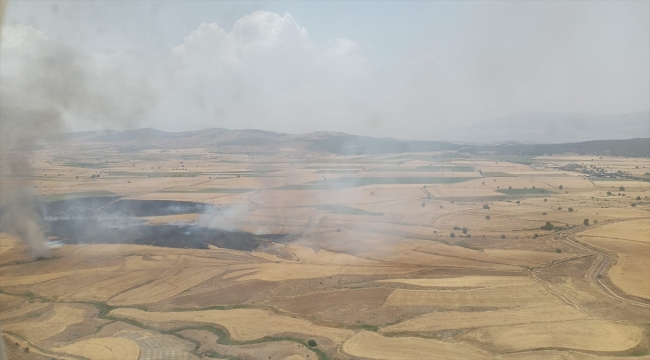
[563,229,650,309]
[533,219,650,309]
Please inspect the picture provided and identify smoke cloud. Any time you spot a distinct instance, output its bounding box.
[0,24,161,256]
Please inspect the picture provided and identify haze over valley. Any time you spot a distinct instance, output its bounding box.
[1,2,649,360]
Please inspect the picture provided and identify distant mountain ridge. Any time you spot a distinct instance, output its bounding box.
[441,111,650,144]
[28,126,650,157]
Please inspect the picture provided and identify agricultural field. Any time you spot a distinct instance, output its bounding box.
[1,144,649,360]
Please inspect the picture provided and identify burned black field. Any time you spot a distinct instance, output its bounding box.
[40,197,286,251]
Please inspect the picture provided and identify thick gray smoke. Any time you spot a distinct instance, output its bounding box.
[0,24,160,256]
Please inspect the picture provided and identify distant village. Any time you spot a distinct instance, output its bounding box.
[532,161,650,181]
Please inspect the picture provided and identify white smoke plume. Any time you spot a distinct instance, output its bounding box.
[0,24,162,256]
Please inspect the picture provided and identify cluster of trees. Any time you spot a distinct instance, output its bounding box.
[450,226,472,238]
[541,222,554,231]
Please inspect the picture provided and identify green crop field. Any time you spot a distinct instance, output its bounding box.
[159,188,252,194]
[316,205,384,216]
[277,176,476,190]
[38,191,117,202]
[482,172,517,177]
[496,188,555,195]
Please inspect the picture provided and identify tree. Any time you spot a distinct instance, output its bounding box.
[501,234,506,239]
[516,200,520,205]
[636,196,641,200]
[544,198,547,202]
[559,185,563,190]
[453,226,461,230]
[509,186,512,189]
[541,222,553,231]
[485,215,491,220]
[607,191,612,196]
[558,207,562,210]
[619,186,625,191]
[483,204,490,210]
[568,207,574,212]
[462,227,468,234]
[583,219,589,226]
[308,339,318,347]
[450,233,456,238]
[421,202,426,207]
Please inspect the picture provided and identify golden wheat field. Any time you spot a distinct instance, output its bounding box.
[1,146,649,360]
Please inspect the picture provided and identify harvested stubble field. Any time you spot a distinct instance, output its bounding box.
[1,147,649,360]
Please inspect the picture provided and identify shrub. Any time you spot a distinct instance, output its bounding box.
[501,234,506,239]
[516,200,520,204]
[308,339,317,347]
[583,219,589,226]
[509,186,512,189]
[556,248,562,253]
[533,233,539,238]
[453,226,461,230]
[542,212,547,215]
[568,207,574,212]
[485,215,491,220]
[544,198,547,202]
[607,191,612,196]
[636,196,641,200]
[631,203,637,207]
[450,233,456,238]
[421,202,425,207]
[462,227,468,234]
[619,186,625,191]
[541,221,553,231]
[557,207,562,210]
[483,204,490,209]
[559,185,563,190]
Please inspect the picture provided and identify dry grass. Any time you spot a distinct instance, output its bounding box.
[384,284,558,308]
[377,276,534,288]
[53,337,140,360]
[1,151,648,358]
[463,319,645,352]
[342,331,491,360]
[382,303,588,333]
[108,256,227,305]
[110,307,355,343]
[4,305,85,341]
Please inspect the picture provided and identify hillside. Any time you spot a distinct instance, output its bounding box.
[25,128,650,157]
[442,111,650,144]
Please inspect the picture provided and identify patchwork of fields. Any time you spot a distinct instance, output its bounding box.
[1,147,649,360]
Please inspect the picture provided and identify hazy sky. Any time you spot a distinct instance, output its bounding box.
[1,1,649,139]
